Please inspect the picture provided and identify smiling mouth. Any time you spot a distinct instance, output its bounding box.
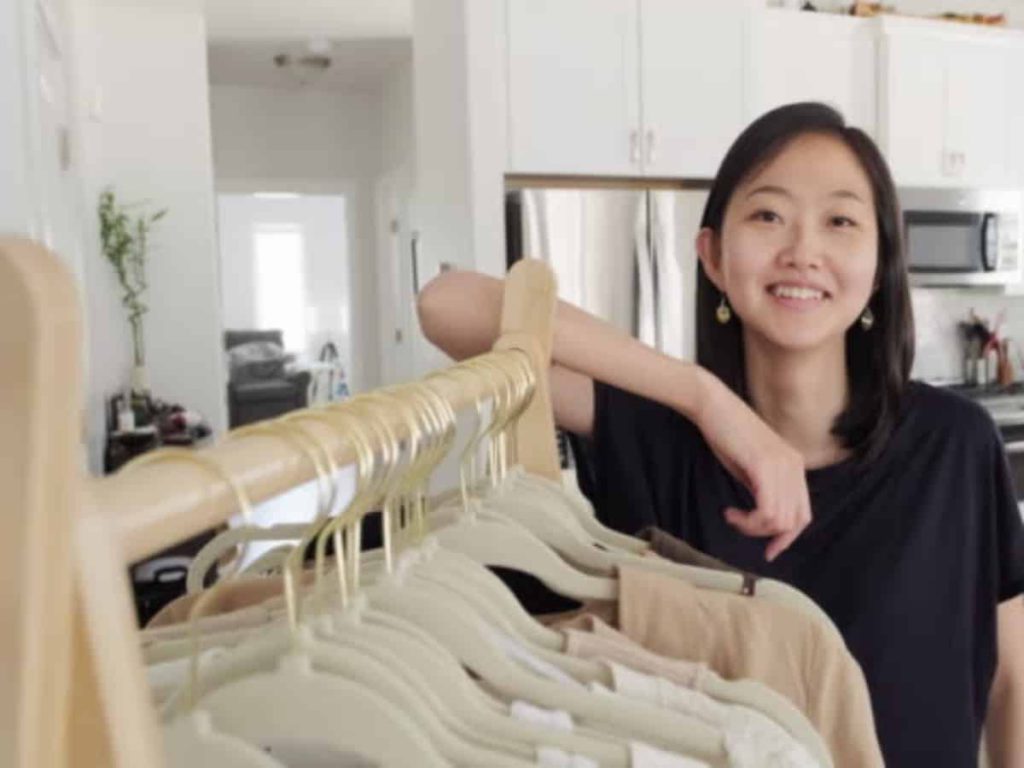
[767,284,831,302]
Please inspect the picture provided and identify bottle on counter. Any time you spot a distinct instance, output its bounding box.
[998,339,1015,388]
[986,344,1000,387]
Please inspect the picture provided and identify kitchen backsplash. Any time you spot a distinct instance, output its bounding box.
[911,287,1024,383]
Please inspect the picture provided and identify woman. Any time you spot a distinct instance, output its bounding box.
[417,102,1024,766]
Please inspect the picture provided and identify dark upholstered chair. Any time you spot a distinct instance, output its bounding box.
[224,330,310,428]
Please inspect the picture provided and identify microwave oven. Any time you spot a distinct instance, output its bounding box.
[901,188,1022,287]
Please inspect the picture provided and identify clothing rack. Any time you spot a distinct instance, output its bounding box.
[0,236,562,768]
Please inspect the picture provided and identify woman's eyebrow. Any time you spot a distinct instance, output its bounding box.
[744,184,791,200]
[829,189,868,204]
[745,185,868,204]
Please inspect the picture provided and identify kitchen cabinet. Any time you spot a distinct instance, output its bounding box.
[747,10,876,136]
[638,0,746,178]
[879,19,1020,188]
[506,0,748,178]
[506,0,640,176]
[1003,44,1024,188]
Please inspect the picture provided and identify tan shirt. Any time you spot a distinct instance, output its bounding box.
[551,566,884,768]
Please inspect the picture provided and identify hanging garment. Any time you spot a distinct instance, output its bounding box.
[608,662,820,768]
[549,565,883,768]
[556,614,831,768]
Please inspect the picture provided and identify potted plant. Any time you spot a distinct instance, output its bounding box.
[98,188,166,394]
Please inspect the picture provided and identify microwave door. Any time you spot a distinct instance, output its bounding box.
[906,211,984,273]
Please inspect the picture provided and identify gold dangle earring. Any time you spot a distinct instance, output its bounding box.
[860,305,875,331]
[716,294,732,325]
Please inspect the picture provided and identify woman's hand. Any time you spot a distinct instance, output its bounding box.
[694,371,812,561]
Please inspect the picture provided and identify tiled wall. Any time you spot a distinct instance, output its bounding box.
[910,287,1024,384]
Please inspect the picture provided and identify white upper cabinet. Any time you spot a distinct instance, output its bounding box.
[879,19,1021,188]
[879,29,945,186]
[1009,45,1024,188]
[944,40,1011,187]
[506,0,748,178]
[506,0,640,176]
[747,10,876,136]
[507,5,1024,184]
[639,0,747,178]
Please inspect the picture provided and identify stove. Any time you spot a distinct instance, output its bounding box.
[938,382,1024,427]
[938,383,1024,512]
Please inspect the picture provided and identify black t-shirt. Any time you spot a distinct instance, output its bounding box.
[570,379,1024,767]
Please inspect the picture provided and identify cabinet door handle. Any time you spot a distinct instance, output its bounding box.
[646,129,655,165]
[942,150,966,178]
[630,130,640,164]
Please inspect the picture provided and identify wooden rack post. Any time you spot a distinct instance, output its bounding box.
[2,236,562,767]
[0,238,83,768]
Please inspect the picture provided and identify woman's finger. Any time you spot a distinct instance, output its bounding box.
[724,505,787,537]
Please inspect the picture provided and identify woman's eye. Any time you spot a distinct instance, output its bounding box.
[830,215,857,228]
[752,209,780,223]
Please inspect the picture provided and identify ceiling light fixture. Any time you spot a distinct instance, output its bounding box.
[272,49,332,87]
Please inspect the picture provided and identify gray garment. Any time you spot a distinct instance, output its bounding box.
[637,527,760,596]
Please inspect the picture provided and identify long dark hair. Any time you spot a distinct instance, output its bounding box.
[696,102,914,464]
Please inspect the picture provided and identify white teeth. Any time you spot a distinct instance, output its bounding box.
[771,285,825,301]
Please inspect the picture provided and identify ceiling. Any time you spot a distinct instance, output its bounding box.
[204,0,412,42]
[207,38,411,90]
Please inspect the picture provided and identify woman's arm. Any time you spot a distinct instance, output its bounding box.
[417,269,812,561]
[986,597,1024,767]
[417,269,702,434]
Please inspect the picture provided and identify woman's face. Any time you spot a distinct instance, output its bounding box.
[700,132,879,355]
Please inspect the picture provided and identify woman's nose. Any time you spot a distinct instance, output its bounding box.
[779,224,823,270]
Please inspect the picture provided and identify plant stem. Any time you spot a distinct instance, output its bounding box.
[130,317,145,368]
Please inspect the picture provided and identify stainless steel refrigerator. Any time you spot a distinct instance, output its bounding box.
[505,185,709,362]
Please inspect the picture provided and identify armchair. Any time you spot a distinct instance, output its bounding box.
[224,329,310,428]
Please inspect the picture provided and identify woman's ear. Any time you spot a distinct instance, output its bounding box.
[696,228,725,291]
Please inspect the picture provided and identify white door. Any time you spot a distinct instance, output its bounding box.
[748,10,876,136]
[879,32,946,186]
[639,0,746,179]
[506,0,640,176]
[32,0,82,277]
[0,0,83,278]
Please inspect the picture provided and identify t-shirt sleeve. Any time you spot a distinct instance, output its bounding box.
[567,379,701,537]
[987,425,1024,602]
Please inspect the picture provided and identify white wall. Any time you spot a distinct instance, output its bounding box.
[209,84,382,182]
[217,193,353,375]
[411,0,507,377]
[375,60,418,385]
[84,1,228,467]
[380,61,415,176]
[209,81,409,393]
[0,0,36,240]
